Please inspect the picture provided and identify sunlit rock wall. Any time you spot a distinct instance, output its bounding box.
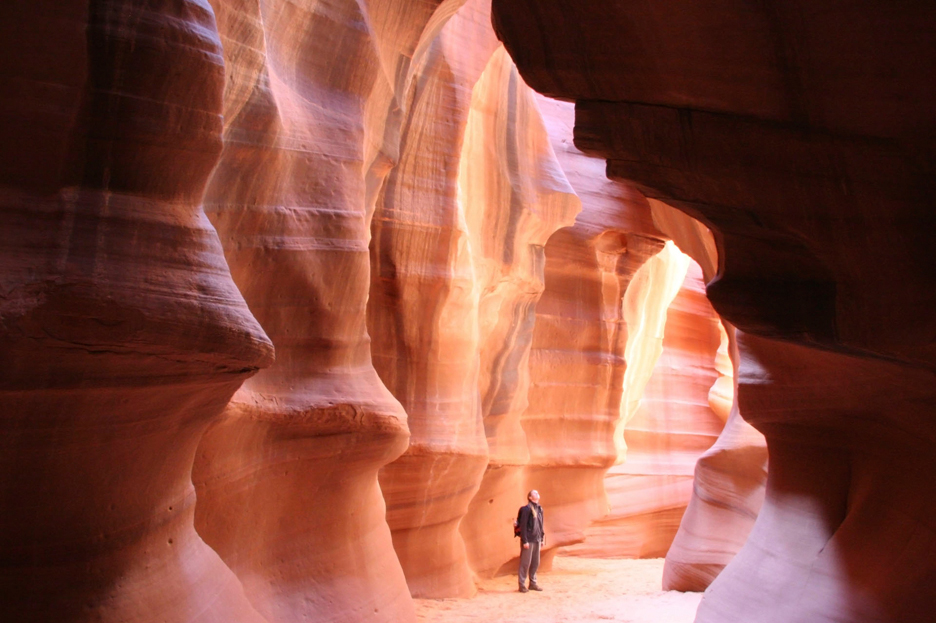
[4,2,804,621]
[493,0,936,619]
[650,199,768,591]
[0,3,273,622]
[566,258,727,559]
[516,96,666,564]
[190,1,461,621]
[457,46,581,578]
[367,0,498,599]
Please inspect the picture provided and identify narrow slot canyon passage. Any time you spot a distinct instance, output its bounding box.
[411,238,734,623]
[2,2,933,623]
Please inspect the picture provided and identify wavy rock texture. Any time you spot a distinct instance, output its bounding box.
[650,199,768,591]
[512,96,667,569]
[566,258,727,559]
[190,1,463,621]
[367,0,498,599]
[457,46,581,578]
[493,0,936,620]
[662,316,768,592]
[0,2,273,622]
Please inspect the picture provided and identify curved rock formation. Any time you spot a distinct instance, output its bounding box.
[662,321,768,592]
[493,0,936,619]
[17,1,932,621]
[566,258,727,559]
[458,46,581,578]
[650,200,769,592]
[514,96,666,568]
[368,0,498,598]
[190,1,460,621]
[0,2,272,622]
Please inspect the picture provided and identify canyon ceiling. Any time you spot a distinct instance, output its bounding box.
[1,1,933,623]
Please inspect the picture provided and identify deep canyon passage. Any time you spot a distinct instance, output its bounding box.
[2,1,934,622]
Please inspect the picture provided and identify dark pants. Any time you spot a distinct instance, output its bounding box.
[518,540,541,587]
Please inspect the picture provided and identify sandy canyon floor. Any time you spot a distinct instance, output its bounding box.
[415,557,703,623]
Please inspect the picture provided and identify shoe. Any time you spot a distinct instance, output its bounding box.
[529,584,543,591]
[518,585,529,593]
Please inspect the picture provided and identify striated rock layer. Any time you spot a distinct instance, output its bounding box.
[367,0,498,598]
[458,46,581,578]
[493,0,936,620]
[0,2,273,622]
[651,201,768,591]
[662,321,768,592]
[190,1,462,621]
[514,95,667,570]
[566,258,727,559]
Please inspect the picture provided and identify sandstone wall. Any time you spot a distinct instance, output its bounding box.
[188,1,472,621]
[513,96,667,570]
[650,200,769,591]
[457,45,583,578]
[366,0,499,600]
[2,2,787,621]
[0,2,273,622]
[493,0,936,619]
[565,259,727,559]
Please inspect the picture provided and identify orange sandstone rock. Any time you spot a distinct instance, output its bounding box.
[567,259,726,559]
[518,97,666,567]
[0,2,272,622]
[649,201,768,591]
[368,0,499,599]
[191,1,461,621]
[458,46,580,578]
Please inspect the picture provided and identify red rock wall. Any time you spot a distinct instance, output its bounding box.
[367,0,498,599]
[457,46,582,578]
[0,2,273,622]
[516,96,666,568]
[650,199,769,591]
[662,321,769,592]
[493,0,936,619]
[4,2,807,621]
[565,259,727,559]
[190,1,458,621]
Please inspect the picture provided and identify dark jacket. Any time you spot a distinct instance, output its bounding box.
[517,502,544,545]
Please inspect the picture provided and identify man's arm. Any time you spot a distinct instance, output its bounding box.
[518,506,532,548]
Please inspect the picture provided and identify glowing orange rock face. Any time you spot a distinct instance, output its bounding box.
[367,0,499,598]
[565,258,728,560]
[190,1,457,621]
[517,96,666,570]
[18,1,917,621]
[457,47,582,578]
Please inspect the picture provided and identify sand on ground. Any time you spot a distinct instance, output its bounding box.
[415,557,702,623]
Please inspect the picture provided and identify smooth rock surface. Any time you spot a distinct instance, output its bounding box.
[458,45,581,578]
[0,2,272,622]
[191,1,458,621]
[367,0,498,599]
[493,0,936,619]
[566,260,726,559]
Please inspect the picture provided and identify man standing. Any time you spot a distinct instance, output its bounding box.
[517,489,544,592]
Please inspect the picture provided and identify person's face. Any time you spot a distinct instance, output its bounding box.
[529,491,540,504]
